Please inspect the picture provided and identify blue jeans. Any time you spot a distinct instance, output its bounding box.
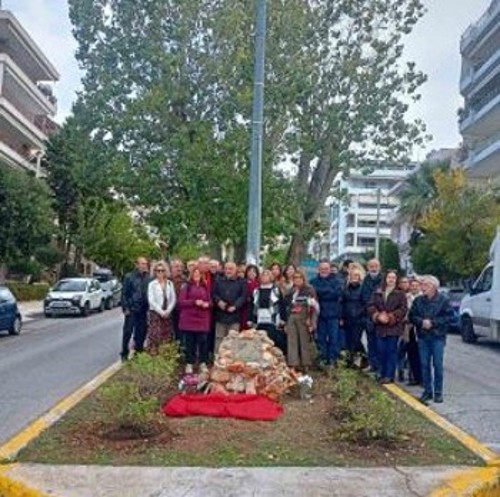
[364,318,379,371]
[377,335,399,380]
[316,317,341,364]
[418,336,445,397]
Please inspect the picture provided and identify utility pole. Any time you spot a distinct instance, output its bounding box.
[246,0,267,265]
[375,187,381,260]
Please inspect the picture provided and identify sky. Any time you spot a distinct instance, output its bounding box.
[4,0,493,158]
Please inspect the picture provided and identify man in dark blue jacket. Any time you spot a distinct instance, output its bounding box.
[409,275,454,404]
[360,258,383,373]
[311,259,343,366]
[121,257,152,360]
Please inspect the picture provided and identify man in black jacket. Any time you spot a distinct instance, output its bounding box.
[409,275,454,404]
[212,262,247,354]
[121,257,152,360]
[360,258,383,373]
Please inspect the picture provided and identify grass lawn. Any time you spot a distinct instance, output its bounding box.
[14,363,482,468]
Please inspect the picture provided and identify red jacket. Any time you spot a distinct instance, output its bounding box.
[178,282,212,333]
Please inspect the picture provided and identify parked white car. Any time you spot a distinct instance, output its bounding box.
[44,278,105,318]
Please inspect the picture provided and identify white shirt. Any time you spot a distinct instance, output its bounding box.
[148,279,176,317]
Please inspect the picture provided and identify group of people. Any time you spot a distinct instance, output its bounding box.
[120,255,454,404]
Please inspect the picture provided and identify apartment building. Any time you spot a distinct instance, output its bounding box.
[0,8,59,175]
[329,164,416,261]
[459,0,500,178]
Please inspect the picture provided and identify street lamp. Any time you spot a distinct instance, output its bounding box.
[246,0,268,266]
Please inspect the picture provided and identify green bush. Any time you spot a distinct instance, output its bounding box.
[332,365,401,442]
[97,342,181,430]
[6,282,49,301]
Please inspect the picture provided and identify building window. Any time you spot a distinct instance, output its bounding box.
[358,237,375,248]
[345,234,354,246]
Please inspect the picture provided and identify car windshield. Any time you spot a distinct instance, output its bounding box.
[53,280,87,292]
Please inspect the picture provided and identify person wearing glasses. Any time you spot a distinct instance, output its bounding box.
[147,261,176,355]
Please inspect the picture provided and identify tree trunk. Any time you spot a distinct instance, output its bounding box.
[233,243,246,264]
[287,232,306,267]
[0,262,7,284]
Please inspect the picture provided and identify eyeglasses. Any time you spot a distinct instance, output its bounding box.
[156,269,166,273]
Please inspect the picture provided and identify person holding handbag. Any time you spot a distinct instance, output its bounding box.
[285,270,320,371]
[147,261,176,355]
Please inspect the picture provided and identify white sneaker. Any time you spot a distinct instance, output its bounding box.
[185,364,193,374]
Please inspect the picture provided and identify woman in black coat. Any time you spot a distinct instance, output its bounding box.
[341,267,366,366]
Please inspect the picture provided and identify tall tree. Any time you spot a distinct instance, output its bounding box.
[418,169,500,279]
[68,0,427,263]
[0,166,55,279]
[399,160,450,224]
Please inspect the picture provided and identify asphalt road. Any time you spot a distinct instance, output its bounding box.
[404,333,500,454]
[0,309,123,446]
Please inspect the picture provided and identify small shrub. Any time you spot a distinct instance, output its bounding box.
[332,365,401,443]
[97,342,181,433]
[6,282,49,301]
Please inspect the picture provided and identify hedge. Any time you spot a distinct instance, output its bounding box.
[6,282,49,302]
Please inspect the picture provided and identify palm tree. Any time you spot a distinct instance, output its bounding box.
[399,160,450,225]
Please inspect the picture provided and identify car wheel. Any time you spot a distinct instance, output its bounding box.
[81,302,90,317]
[9,316,22,335]
[461,315,478,344]
[44,309,52,318]
[98,300,105,313]
[105,298,112,311]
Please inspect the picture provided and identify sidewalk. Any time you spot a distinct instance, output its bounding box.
[2,464,474,497]
[18,300,44,323]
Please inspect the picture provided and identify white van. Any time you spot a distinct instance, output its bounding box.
[459,228,500,344]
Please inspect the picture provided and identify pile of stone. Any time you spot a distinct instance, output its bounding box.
[208,329,297,401]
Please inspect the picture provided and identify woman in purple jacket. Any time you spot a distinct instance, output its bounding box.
[178,267,212,374]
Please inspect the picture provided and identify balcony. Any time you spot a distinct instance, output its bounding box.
[0,140,37,173]
[460,90,500,137]
[0,11,59,83]
[461,0,500,55]
[460,47,500,95]
[0,54,57,116]
[465,134,500,178]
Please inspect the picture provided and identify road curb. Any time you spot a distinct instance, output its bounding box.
[0,360,122,462]
[384,383,499,465]
[384,383,500,496]
[430,467,500,497]
[0,465,49,497]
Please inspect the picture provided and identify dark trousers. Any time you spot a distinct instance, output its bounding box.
[364,318,379,371]
[316,316,341,364]
[407,328,422,383]
[121,311,148,358]
[377,335,399,381]
[258,323,287,356]
[418,336,445,397]
[344,318,364,359]
[184,331,209,365]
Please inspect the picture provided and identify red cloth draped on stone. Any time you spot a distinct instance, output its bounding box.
[162,393,283,421]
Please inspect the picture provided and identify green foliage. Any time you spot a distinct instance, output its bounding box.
[67,0,427,261]
[415,170,500,279]
[263,247,288,268]
[333,366,401,442]
[97,343,181,430]
[6,282,49,301]
[410,236,454,284]
[364,238,402,273]
[33,245,65,269]
[399,160,450,224]
[0,166,55,267]
[7,259,43,281]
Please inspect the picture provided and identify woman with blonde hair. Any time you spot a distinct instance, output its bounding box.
[147,261,176,354]
[341,267,366,366]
